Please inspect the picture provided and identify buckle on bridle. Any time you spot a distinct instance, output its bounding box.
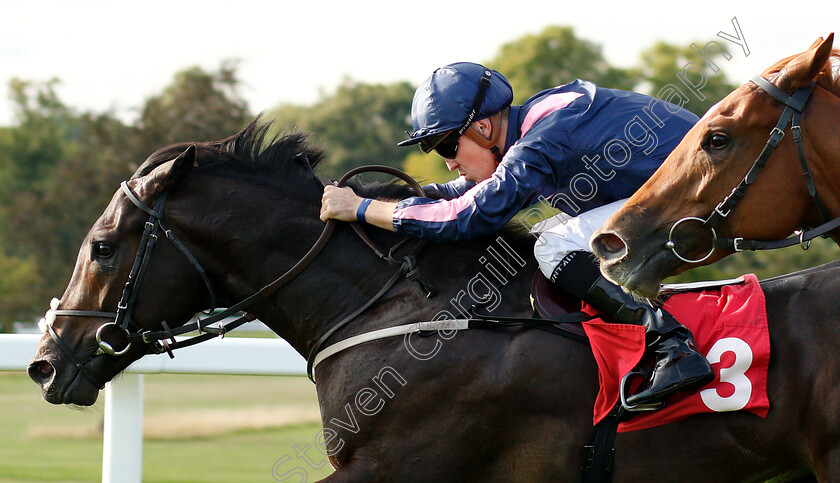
[790,124,802,143]
[713,202,731,219]
[768,126,785,147]
[732,237,746,252]
[141,330,154,344]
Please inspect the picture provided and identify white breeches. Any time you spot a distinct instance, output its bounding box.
[533,198,628,280]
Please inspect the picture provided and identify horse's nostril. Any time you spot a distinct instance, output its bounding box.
[592,232,628,260]
[28,360,55,385]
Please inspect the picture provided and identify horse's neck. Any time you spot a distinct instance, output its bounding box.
[181,175,536,358]
[248,228,537,358]
[229,224,420,353]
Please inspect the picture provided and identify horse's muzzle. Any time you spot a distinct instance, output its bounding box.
[27,353,101,406]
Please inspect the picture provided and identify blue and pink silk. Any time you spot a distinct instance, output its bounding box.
[392,79,699,240]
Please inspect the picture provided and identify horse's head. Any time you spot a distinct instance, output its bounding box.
[28,117,332,406]
[27,146,216,405]
[591,34,838,297]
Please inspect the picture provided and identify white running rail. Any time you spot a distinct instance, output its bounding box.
[0,334,307,483]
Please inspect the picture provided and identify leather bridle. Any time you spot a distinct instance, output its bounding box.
[42,164,431,389]
[666,75,839,263]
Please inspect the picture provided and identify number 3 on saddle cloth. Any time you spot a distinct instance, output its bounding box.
[553,274,770,432]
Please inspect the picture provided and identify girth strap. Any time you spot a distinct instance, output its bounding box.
[309,311,595,379]
[581,403,620,483]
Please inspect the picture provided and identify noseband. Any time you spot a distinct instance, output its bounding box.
[43,165,430,389]
[666,75,840,262]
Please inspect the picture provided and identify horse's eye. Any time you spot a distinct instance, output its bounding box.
[93,242,114,259]
[707,133,729,150]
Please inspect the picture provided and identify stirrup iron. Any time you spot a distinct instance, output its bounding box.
[619,368,663,413]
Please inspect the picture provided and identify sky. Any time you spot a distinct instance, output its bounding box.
[1,0,838,126]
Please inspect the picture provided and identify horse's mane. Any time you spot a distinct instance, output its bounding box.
[134,115,434,202]
[135,116,323,179]
[762,47,840,97]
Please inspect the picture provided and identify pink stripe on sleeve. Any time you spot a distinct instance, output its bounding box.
[394,178,493,223]
[520,91,584,135]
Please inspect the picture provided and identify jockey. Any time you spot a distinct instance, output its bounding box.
[320,62,713,407]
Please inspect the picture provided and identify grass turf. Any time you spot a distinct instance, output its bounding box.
[0,371,334,482]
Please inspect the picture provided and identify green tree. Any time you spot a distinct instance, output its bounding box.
[637,40,738,116]
[0,79,133,324]
[488,25,640,103]
[0,63,253,327]
[267,78,415,177]
[135,61,251,151]
[0,251,38,332]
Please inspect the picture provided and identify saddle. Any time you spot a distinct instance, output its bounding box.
[531,270,770,433]
[530,271,747,320]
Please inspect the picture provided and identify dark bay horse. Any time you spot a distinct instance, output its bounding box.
[26,118,840,481]
[591,34,840,298]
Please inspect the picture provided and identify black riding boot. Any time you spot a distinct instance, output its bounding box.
[551,252,713,407]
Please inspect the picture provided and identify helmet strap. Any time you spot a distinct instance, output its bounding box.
[464,106,509,163]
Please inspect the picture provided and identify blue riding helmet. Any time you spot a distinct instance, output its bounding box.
[398,62,513,147]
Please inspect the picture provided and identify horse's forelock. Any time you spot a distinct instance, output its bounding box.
[827,49,840,95]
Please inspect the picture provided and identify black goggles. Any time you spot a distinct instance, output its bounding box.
[419,130,460,159]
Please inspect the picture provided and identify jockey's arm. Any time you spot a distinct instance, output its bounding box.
[320,185,397,232]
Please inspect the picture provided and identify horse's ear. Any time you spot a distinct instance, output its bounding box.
[142,145,195,196]
[294,152,314,172]
[805,36,825,51]
[776,33,834,92]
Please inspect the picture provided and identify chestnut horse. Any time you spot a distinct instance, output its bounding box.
[591,34,840,297]
[27,118,840,481]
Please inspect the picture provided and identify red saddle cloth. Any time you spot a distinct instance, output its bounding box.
[583,274,770,432]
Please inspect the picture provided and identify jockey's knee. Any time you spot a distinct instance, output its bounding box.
[534,233,580,281]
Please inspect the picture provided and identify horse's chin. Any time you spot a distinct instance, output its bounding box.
[47,383,99,406]
[601,247,675,298]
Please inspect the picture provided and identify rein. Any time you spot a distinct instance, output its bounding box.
[666,75,837,262]
[43,164,430,389]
